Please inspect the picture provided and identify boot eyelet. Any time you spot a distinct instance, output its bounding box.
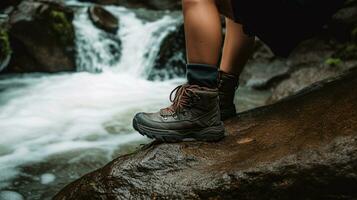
[173,114,178,119]
[163,116,168,120]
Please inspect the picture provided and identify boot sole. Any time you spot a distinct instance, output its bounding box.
[133,118,225,142]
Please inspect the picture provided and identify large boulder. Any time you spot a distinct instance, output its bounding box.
[88,5,119,34]
[54,68,357,199]
[2,0,76,73]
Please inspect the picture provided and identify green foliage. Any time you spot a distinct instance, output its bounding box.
[325,57,342,66]
[0,29,11,61]
[48,10,74,45]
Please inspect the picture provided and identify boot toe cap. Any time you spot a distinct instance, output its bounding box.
[133,112,158,128]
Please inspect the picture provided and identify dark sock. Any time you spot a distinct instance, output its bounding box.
[186,63,218,88]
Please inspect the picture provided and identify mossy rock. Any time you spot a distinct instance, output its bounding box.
[46,10,75,46]
[5,0,76,73]
[0,29,11,61]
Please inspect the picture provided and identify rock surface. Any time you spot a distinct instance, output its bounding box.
[267,63,356,103]
[2,0,76,73]
[54,68,357,199]
[88,5,119,34]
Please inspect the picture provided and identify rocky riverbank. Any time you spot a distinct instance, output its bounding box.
[54,68,357,199]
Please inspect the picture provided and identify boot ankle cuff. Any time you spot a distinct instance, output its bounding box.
[186,63,218,88]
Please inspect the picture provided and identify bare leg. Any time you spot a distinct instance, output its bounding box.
[183,0,255,76]
[220,17,255,76]
[182,0,222,66]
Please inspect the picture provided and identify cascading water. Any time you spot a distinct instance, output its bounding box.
[0,2,184,198]
[74,5,180,76]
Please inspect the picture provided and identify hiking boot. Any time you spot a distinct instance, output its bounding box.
[133,84,225,142]
[218,70,239,120]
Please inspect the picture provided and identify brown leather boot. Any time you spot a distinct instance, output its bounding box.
[218,70,239,120]
[133,84,225,142]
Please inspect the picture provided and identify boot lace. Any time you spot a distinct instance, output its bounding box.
[160,84,201,117]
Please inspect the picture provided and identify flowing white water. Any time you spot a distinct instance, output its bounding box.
[0,4,183,190]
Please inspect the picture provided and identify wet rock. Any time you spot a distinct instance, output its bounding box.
[149,24,186,80]
[54,68,357,199]
[240,42,289,90]
[268,64,357,103]
[240,37,338,91]
[88,5,119,34]
[2,0,76,73]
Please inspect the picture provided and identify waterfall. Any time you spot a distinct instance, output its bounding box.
[0,2,185,192]
[73,5,181,78]
[73,7,123,72]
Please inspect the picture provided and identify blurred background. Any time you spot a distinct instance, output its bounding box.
[0,0,356,199]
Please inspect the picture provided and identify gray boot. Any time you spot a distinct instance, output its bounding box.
[133,84,225,142]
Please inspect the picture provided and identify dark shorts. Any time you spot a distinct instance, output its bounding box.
[231,0,345,57]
